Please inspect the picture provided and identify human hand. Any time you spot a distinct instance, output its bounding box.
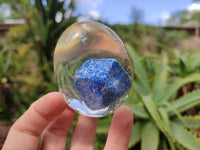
[2,92,133,150]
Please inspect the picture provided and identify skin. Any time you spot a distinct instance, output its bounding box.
[2,92,133,150]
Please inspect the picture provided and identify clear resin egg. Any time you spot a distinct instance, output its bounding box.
[54,21,133,117]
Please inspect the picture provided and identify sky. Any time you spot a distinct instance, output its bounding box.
[73,0,200,25]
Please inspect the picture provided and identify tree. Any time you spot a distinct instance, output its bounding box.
[130,6,144,37]
[129,6,144,50]
[130,6,144,25]
[167,10,200,26]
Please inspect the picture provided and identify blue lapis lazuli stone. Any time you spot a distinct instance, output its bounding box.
[74,58,132,110]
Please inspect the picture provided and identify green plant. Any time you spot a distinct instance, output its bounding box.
[0,49,13,120]
[156,44,200,98]
[156,29,190,49]
[164,46,200,77]
[1,0,77,82]
[0,23,58,119]
[0,50,12,80]
[26,0,77,81]
[125,44,200,150]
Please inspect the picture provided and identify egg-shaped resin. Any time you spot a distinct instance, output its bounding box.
[54,21,133,117]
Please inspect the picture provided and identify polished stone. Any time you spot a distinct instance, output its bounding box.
[74,58,132,110]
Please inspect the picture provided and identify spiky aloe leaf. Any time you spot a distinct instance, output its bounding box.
[189,53,200,69]
[141,121,159,150]
[173,116,200,129]
[159,74,200,103]
[129,122,142,148]
[125,88,141,104]
[128,103,149,119]
[142,95,169,133]
[159,108,170,128]
[170,122,200,150]
[167,90,200,116]
[152,54,168,102]
[143,95,175,150]
[126,44,150,94]
[132,80,147,95]
[142,95,176,150]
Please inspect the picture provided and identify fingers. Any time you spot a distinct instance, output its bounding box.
[104,106,133,150]
[2,92,68,150]
[39,108,76,150]
[70,116,98,150]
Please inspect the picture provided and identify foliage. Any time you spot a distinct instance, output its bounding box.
[158,44,200,77]
[25,0,77,81]
[0,24,32,119]
[0,49,12,120]
[167,10,200,26]
[94,44,200,150]
[30,0,77,62]
[1,0,77,82]
[0,0,78,120]
[156,28,190,48]
[0,24,48,120]
[125,44,200,150]
[0,0,30,23]
[109,24,148,51]
[1,1,200,149]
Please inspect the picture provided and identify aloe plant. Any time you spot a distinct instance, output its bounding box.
[126,44,200,150]
[97,44,200,150]
[156,44,200,77]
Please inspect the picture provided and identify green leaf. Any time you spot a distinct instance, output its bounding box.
[35,0,47,24]
[162,102,184,124]
[142,95,168,133]
[152,54,168,101]
[170,122,200,150]
[47,0,58,19]
[126,44,150,94]
[159,108,170,128]
[141,121,159,150]
[3,51,11,73]
[173,116,200,129]
[142,95,176,150]
[179,57,190,76]
[167,90,200,116]
[159,74,200,103]
[158,138,169,150]
[125,88,141,104]
[129,122,142,148]
[132,80,145,95]
[189,53,200,69]
[31,8,46,43]
[128,103,149,119]
[96,116,112,134]
[52,17,76,38]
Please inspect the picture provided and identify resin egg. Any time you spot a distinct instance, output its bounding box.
[54,21,133,117]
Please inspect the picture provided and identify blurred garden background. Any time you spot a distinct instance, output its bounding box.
[1,0,200,149]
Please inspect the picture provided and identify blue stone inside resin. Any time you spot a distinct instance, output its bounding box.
[74,58,132,110]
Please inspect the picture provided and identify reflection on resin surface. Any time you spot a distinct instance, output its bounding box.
[54,21,133,117]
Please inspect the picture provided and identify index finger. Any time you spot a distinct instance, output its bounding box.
[2,92,69,150]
